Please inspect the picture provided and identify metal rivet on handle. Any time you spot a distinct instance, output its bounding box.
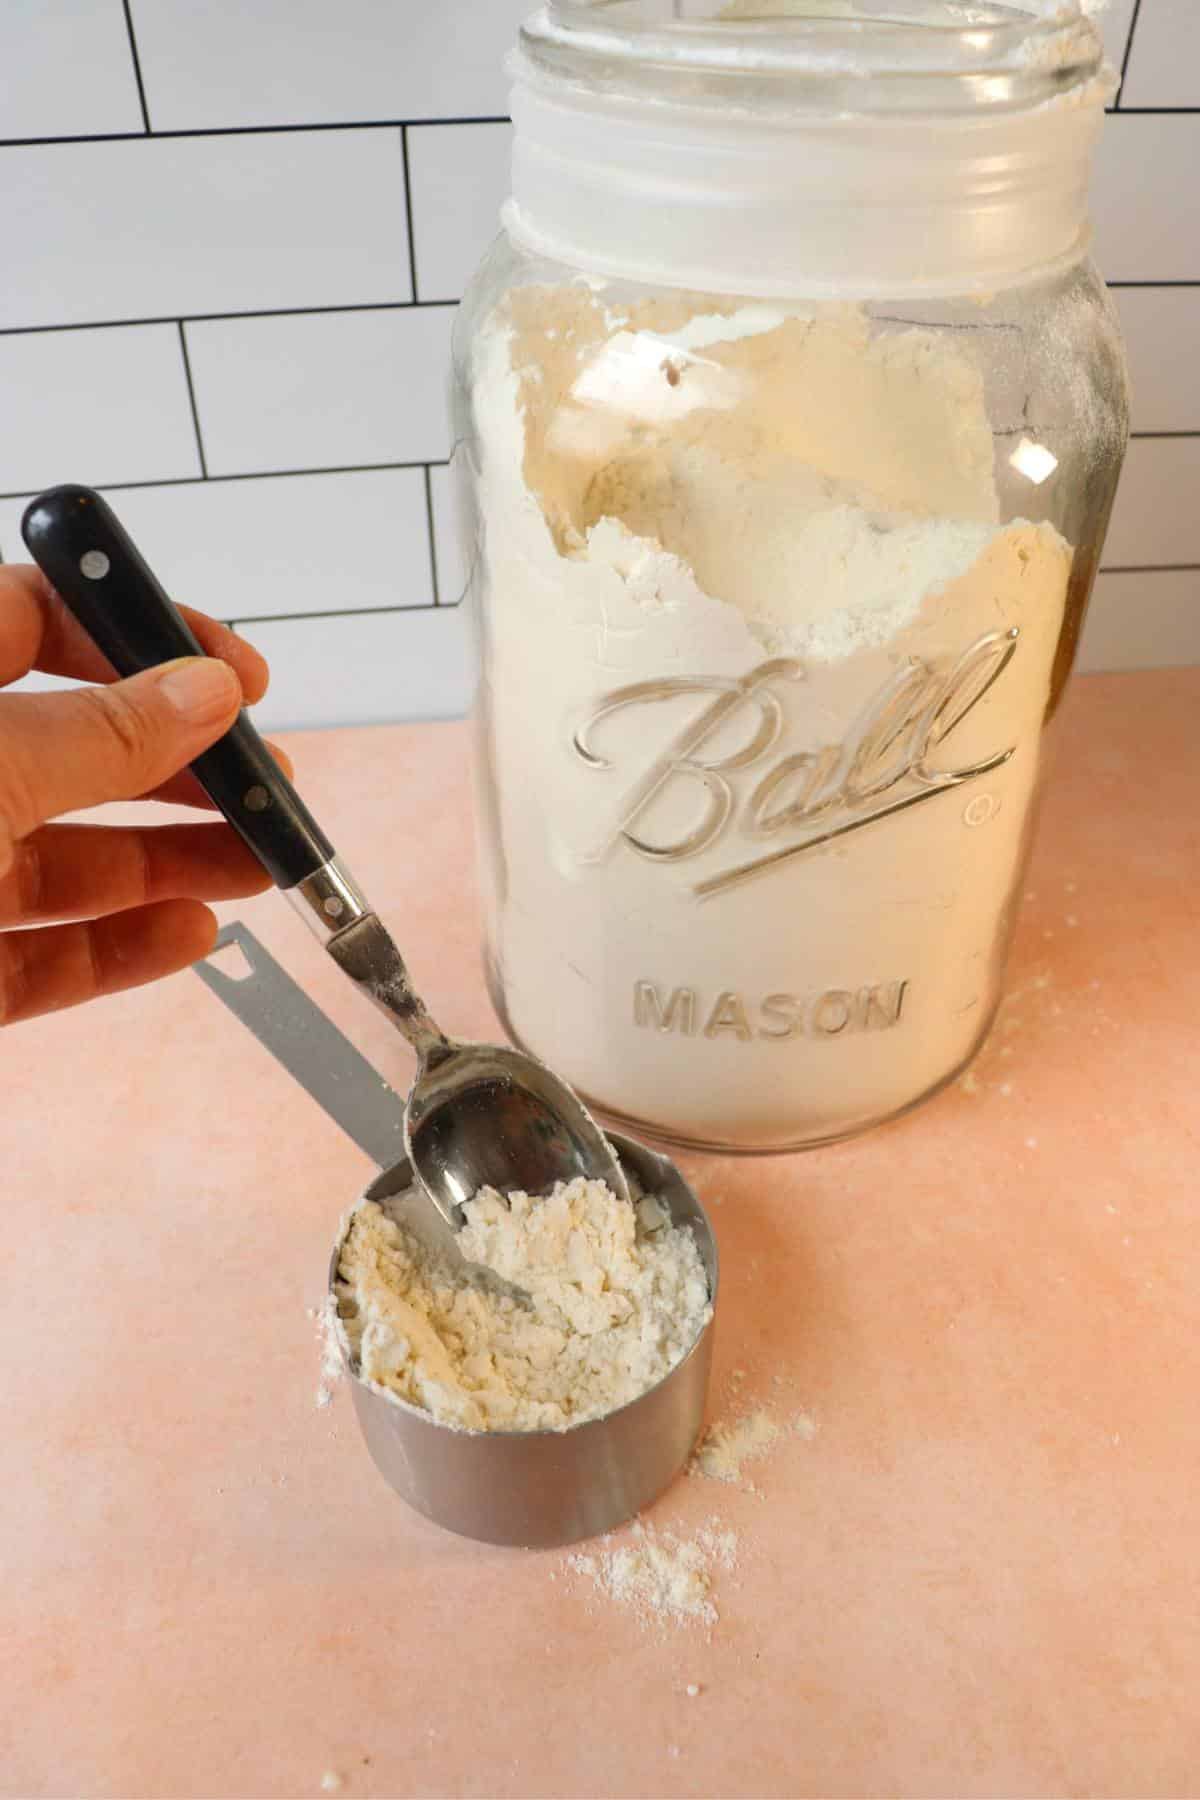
[243,785,271,813]
[79,550,110,580]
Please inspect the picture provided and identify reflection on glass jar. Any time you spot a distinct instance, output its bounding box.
[452,1,1129,1151]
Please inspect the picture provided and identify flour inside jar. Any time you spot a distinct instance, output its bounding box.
[468,286,1075,1148]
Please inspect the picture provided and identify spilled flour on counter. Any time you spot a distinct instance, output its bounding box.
[567,1519,738,1629]
[335,1176,712,1432]
[692,1403,819,1490]
[693,1409,781,1484]
[312,1295,345,1411]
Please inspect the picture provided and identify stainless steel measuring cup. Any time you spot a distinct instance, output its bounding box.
[197,924,718,1549]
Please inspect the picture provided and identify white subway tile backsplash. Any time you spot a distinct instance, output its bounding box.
[1120,0,1200,110]
[128,0,528,131]
[8,594,475,720]
[0,1,145,142]
[0,131,411,332]
[0,468,433,623]
[1102,436,1200,568]
[184,306,455,477]
[233,606,475,731]
[1092,117,1200,283]
[1080,568,1200,671]
[0,324,200,495]
[1116,287,1200,434]
[407,123,511,301]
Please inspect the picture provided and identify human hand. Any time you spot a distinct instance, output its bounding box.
[0,563,288,1024]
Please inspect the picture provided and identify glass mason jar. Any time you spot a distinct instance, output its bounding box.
[451,1,1129,1153]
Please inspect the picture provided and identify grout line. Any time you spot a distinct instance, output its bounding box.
[0,459,450,504]
[120,0,152,133]
[1115,0,1145,110]
[0,477,202,503]
[1113,105,1200,115]
[0,280,1191,341]
[231,602,441,625]
[400,125,420,303]
[176,321,209,477]
[0,98,1196,150]
[423,465,441,604]
[0,298,456,338]
[1130,430,1200,440]
[1098,564,1200,575]
[0,115,509,150]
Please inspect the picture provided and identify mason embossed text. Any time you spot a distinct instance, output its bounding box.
[634,980,908,1042]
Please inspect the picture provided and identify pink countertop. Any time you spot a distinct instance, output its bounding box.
[3,669,1199,1800]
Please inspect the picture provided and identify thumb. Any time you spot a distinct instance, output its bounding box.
[0,657,242,860]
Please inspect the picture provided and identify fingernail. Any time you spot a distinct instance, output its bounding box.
[158,658,240,722]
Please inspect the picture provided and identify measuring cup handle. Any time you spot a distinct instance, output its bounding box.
[195,922,407,1172]
[21,484,335,892]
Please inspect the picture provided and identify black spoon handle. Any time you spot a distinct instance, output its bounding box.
[21,483,335,891]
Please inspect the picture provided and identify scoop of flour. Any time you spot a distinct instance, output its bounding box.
[336,1177,711,1433]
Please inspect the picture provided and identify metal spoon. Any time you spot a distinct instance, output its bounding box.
[21,484,630,1227]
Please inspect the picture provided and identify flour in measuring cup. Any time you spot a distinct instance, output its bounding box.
[334,1176,711,1432]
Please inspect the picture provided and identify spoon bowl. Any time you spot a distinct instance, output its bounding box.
[407,1040,630,1224]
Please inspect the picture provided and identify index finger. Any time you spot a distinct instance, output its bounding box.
[0,564,270,702]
